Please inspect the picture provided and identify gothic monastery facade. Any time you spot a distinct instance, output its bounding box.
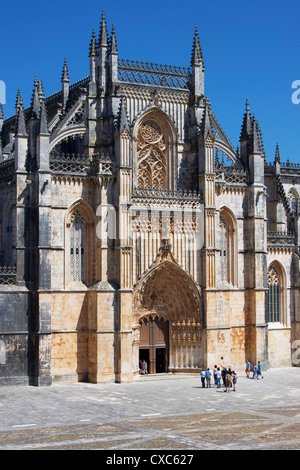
[0,12,299,385]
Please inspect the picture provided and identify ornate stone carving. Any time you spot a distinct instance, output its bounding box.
[137,120,167,190]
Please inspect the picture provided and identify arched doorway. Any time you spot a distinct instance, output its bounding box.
[133,255,202,374]
[139,316,169,374]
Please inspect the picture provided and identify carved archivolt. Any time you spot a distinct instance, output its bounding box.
[137,120,167,190]
[133,260,201,325]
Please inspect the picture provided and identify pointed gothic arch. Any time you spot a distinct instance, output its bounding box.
[133,107,178,192]
[266,261,287,326]
[219,206,238,286]
[133,255,202,372]
[65,199,95,287]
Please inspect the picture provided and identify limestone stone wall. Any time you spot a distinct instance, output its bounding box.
[51,291,88,381]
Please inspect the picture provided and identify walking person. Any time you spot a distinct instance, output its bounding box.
[252,363,257,379]
[205,368,212,388]
[245,360,251,378]
[257,361,263,379]
[200,369,206,388]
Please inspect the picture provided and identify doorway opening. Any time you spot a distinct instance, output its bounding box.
[156,348,167,373]
[139,316,169,374]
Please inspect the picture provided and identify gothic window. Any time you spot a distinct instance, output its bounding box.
[267,265,280,323]
[70,209,85,282]
[136,120,167,190]
[219,209,237,285]
[219,216,228,282]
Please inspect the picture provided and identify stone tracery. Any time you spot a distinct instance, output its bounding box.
[137,120,167,190]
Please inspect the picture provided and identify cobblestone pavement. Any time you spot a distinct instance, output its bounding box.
[0,368,299,451]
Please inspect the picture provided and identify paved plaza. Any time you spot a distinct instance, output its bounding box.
[0,367,299,451]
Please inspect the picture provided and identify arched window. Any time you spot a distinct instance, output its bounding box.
[266,263,287,325]
[267,265,280,323]
[219,208,237,285]
[65,201,95,287]
[219,215,228,282]
[70,209,85,282]
[136,120,167,190]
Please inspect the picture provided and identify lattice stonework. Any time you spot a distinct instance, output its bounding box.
[70,210,85,282]
[137,120,167,190]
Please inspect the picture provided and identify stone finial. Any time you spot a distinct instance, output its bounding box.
[38,80,45,102]
[89,29,97,57]
[250,114,264,154]
[240,98,252,142]
[15,93,28,137]
[39,98,49,136]
[99,9,108,47]
[61,58,70,82]
[201,101,213,140]
[15,88,23,112]
[109,24,118,54]
[30,75,41,120]
[274,142,281,164]
[191,26,204,68]
[118,96,130,132]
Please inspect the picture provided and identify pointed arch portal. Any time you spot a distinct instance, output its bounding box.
[133,259,202,373]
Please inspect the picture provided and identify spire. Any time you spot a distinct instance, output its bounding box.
[61,59,70,110]
[190,27,205,98]
[61,58,70,82]
[39,98,49,136]
[38,80,45,102]
[109,24,118,54]
[118,97,130,133]
[99,10,108,47]
[250,114,264,154]
[240,99,252,142]
[15,92,28,137]
[201,100,213,140]
[89,28,97,57]
[191,26,204,68]
[30,76,41,120]
[274,143,281,164]
[15,88,23,112]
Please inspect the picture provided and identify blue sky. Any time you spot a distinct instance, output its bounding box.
[2,0,300,163]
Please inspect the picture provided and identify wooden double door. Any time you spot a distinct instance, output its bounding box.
[139,317,169,374]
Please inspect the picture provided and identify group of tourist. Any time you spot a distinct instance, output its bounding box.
[245,360,264,379]
[200,365,237,392]
[200,361,263,393]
